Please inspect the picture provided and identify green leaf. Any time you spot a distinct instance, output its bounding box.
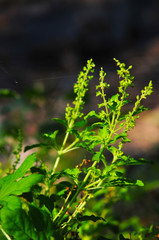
[0,174,43,201]
[24,143,49,152]
[37,195,54,213]
[91,122,104,128]
[0,153,37,188]
[108,93,120,111]
[0,154,43,201]
[29,205,45,231]
[68,128,80,138]
[52,230,64,240]
[116,157,151,166]
[119,234,129,240]
[77,214,105,222]
[103,178,144,187]
[81,130,96,141]
[92,152,101,162]
[98,103,105,108]
[86,167,102,179]
[9,174,43,195]
[111,93,120,102]
[0,207,34,240]
[0,202,55,240]
[84,110,99,120]
[107,146,120,160]
[76,142,94,153]
[52,118,67,127]
[98,125,109,139]
[96,90,101,97]
[74,120,87,128]
[115,171,124,177]
[109,132,130,144]
[123,99,131,105]
[51,168,81,184]
[43,130,59,142]
[64,168,81,180]
[11,153,38,181]
[1,196,22,210]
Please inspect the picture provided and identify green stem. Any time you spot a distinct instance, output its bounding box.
[0,226,12,240]
[52,119,75,175]
[66,145,105,223]
[101,82,110,125]
[85,179,101,189]
[52,131,70,175]
[52,62,93,175]
[56,160,97,226]
[53,190,72,222]
[62,139,79,154]
[61,190,92,229]
[52,89,84,175]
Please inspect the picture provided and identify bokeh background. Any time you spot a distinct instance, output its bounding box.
[0,0,159,236]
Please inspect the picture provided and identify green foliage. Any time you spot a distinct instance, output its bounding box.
[12,129,23,172]
[0,89,19,99]
[0,154,43,201]
[0,59,156,239]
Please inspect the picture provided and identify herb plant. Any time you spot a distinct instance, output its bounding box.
[0,59,154,239]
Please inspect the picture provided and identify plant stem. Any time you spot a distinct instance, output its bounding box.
[0,226,12,240]
[100,80,110,125]
[85,179,101,189]
[62,192,92,229]
[51,132,69,175]
[52,61,94,175]
[53,190,72,222]
[62,139,79,154]
[56,160,97,226]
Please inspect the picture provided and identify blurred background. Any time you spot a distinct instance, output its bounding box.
[0,0,159,236]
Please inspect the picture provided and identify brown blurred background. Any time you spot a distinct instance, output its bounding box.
[0,0,159,90]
